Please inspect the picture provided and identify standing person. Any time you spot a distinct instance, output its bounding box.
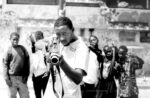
[45,17,89,98]
[81,48,99,98]
[30,31,49,98]
[3,32,30,98]
[117,45,144,98]
[81,35,103,98]
[89,35,103,63]
[96,45,119,98]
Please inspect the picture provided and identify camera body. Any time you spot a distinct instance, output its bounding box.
[48,37,60,65]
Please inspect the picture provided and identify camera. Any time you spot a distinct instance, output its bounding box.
[50,53,60,65]
[48,37,60,65]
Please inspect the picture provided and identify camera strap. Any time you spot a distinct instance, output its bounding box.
[50,65,64,98]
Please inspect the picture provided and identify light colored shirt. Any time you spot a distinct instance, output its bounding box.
[83,50,99,85]
[3,45,30,77]
[43,36,89,98]
[60,37,89,98]
[30,50,48,77]
[103,61,111,79]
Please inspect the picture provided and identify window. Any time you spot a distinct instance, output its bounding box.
[7,0,58,5]
[89,28,94,36]
[104,0,149,9]
[80,28,85,37]
[140,31,150,43]
[119,30,136,42]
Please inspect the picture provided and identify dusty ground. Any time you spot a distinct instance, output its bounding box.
[0,73,150,98]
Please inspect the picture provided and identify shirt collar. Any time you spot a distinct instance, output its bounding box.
[62,37,81,52]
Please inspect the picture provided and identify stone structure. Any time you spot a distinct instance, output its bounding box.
[0,0,150,73]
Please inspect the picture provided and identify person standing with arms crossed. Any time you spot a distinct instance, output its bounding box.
[3,32,30,98]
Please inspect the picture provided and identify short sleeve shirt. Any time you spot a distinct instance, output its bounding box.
[60,37,89,98]
[119,55,140,97]
[83,50,99,84]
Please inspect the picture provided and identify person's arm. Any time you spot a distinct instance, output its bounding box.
[3,52,10,79]
[114,62,122,79]
[59,58,85,84]
[3,49,12,86]
[109,46,116,74]
[135,56,144,69]
[25,50,30,77]
[21,45,30,78]
[131,55,144,70]
[23,49,30,83]
[59,44,89,85]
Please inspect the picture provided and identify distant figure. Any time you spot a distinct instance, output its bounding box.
[3,32,30,98]
[30,31,49,98]
[96,45,119,98]
[117,45,144,98]
[89,35,103,63]
[81,35,103,98]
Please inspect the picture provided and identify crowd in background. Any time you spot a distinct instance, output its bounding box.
[2,17,144,98]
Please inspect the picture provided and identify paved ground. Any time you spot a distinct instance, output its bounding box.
[0,73,150,98]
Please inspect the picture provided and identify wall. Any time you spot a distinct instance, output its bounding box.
[1,4,150,74]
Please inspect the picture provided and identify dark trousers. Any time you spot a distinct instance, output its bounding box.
[81,83,96,98]
[120,95,138,98]
[32,73,49,98]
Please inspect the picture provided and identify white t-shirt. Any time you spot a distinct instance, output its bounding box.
[43,36,89,98]
[60,37,89,98]
[83,50,99,85]
[103,61,111,79]
[30,50,48,77]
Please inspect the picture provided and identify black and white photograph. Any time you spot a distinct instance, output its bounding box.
[0,0,150,98]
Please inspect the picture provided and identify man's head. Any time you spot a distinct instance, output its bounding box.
[89,35,99,49]
[10,32,20,47]
[118,45,128,60]
[54,17,75,46]
[103,45,113,60]
[35,31,44,41]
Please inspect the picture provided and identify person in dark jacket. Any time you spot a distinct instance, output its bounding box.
[3,32,30,98]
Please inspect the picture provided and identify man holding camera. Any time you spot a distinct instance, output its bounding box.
[46,17,89,98]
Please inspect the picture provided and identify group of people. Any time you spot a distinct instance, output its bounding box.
[2,16,144,98]
[82,35,144,98]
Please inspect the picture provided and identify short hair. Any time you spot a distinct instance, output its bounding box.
[54,17,74,32]
[10,32,20,39]
[89,35,99,49]
[35,31,44,41]
[89,35,99,42]
[119,45,128,53]
[103,45,111,52]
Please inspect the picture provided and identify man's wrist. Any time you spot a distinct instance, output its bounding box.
[59,56,64,66]
[4,76,10,81]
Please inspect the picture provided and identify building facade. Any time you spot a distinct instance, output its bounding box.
[0,0,150,73]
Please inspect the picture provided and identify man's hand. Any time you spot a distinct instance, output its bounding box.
[22,76,28,84]
[42,72,49,78]
[5,78,12,87]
